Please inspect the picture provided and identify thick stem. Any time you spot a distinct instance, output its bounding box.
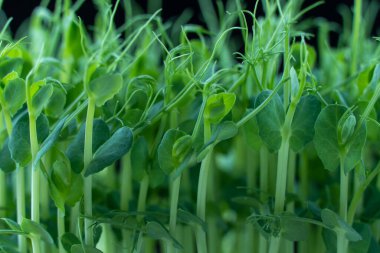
[260,147,269,201]
[259,146,268,253]
[120,153,132,250]
[57,208,65,253]
[135,175,149,250]
[137,174,149,214]
[0,109,11,219]
[168,174,181,253]
[84,98,95,246]
[268,137,290,253]
[286,151,296,212]
[351,0,362,74]
[0,171,6,217]
[41,153,51,220]
[348,164,380,225]
[273,137,290,214]
[120,153,132,211]
[195,119,212,253]
[283,24,290,109]
[285,151,296,253]
[338,155,349,253]
[16,165,26,253]
[246,149,257,252]
[70,203,80,235]
[29,113,41,253]
[29,114,40,222]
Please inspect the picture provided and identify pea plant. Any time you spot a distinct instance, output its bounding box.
[0,0,379,252]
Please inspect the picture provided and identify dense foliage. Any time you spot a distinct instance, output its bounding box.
[0,0,379,252]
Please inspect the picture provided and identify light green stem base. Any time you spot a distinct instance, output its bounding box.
[16,165,26,253]
[58,208,65,253]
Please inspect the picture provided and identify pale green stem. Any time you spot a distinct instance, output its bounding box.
[338,155,348,253]
[31,236,41,253]
[0,109,12,217]
[41,154,51,220]
[58,208,65,253]
[259,147,268,253]
[120,153,132,211]
[84,98,95,246]
[348,164,380,225]
[273,136,290,214]
[246,149,257,252]
[286,151,296,253]
[286,151,296,212]
[0,171,6,217]
[283,24,290,109]
[269,98,300,253]
[137,174,149,215]
[351,0,362,74]
[120,153,132,250]
[16,164,26,253]
[29,112,41,253]
[70,203,80,236]
[195,119,212,253]
[167,174,181,253]
[136,175,149,250]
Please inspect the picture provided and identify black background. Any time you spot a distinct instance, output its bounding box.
[2,0,379,45]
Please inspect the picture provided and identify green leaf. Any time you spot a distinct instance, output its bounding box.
[66,119,110,173]
[131,137,149,181]
[290,67,299,99]
[255,90,285,152]
[1,218,22,231]
[85,127,133,176]
[321,208,339,229]
[3,78,26,116]
[87,73,123,107]
[144,221,183,249]
[49,150,83,209]
[280,215,309,241]
[45,86,66,118]
[177,209,207,232]
[33,116,67,168]
[204,92,236,124]
[208,121,238,145]
[31,83,53,117]
[61,233,81,252]
[20,218,54,244]
[241,112,262,150]
[8,114,49,166]
[314,105,344,172]
[0,138,16,173]
[314,105,366,172]
[340,115,356,145]
[158,129,188,175]
[321,209,362,242]
[71,244,103,253]
[0,58,23,77]
[290,95,321,152]
[349,223,371,253]
[65,172,84,207]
